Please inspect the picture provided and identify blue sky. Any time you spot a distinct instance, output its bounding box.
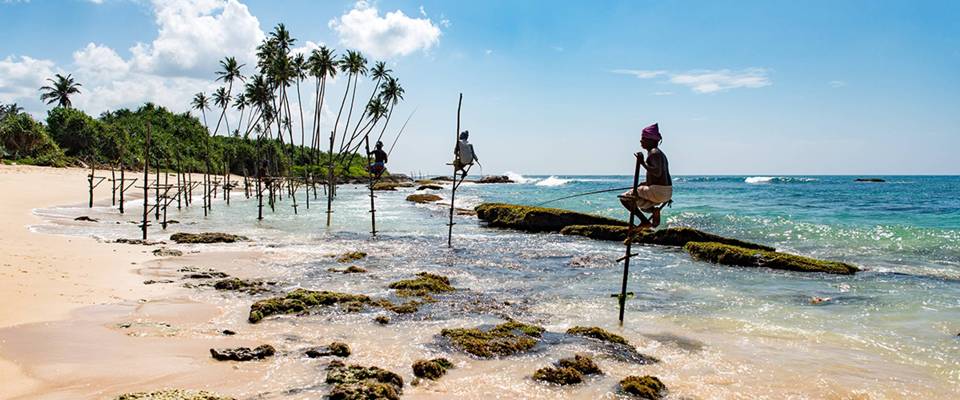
[1,0,958,175]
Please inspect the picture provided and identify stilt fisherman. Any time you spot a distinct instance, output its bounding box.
[619,123,672,229]
[367,141,388,179]
[453,130,478,174]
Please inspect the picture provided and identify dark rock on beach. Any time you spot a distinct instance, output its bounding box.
[152,247,183,257]
[248,289,372,323]
[328,265,368,274]
[114,389,235,400]
[209,344,275,361]
[533,354,601,385]
[74,216,98,222]
[374,315,390,325]
[325,360,404,400]
[305,341,351,358]
[417,184,443,190]
[684,241,860,275]
[566,326,630,345]
[440,321,544,358]
[567,326,659,364]
[412,358,454,380]
[115,238,166,245]
[388,272,454,294]
[476,203,628,233]
[406,193,442,203]
[477,175,514,184]
[335,251,367,263]
[213,277,270,294]
[170,232,248,244]
[560,225,775,251]
[619,375,666,399]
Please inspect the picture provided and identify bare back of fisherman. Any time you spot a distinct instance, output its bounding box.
[619,123,672,229]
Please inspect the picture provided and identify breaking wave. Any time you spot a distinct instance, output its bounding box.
[745,176,819,184]
[535,176,570,187]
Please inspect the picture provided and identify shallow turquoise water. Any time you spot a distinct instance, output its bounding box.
[37,174,960,397]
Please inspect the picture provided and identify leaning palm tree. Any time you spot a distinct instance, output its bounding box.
[326,49,366,226]
[308,46,337,161]
[191,92,211,133]
[336,50,368,153]
[291,53,308,158]
[375,77,405,144]
[233,93,248,137]
[39,74,82,108]
[345,61,391,149]
[212,87,232,136]
[212,57,244,136]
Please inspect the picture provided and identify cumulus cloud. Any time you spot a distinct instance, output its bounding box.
[613,68,772,93]
[329,1,442,59]
[0,56,58,103]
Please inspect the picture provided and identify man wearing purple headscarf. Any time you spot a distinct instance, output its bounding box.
[619,123,672,228]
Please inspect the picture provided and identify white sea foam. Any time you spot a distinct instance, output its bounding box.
[745,176,819,184]
[535,176,570,187]
[745,176,776,184]
[503,171,536,184]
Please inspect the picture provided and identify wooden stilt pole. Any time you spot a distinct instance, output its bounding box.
[119,163,125,214]
[88,160,95,208]
[617,151,644,325]
[447,93,463,248]
[142,123,151,241]
[154,158,160,220]
[111,166,117,206]
[162,163,169,230]
[365,134,376,237]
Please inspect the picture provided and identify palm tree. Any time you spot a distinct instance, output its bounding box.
[375,77,405,144]
[212,87,231,136]
[308,46,337,161]
[191,92,211,133]
[212,57,244,136]
[345,61,391,149]
[39,74,82,108]
[336,50,368,153]
[233,93,248,137]
[291,53,308,158]
[326,49,366,226]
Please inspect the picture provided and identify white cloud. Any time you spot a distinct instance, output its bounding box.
[485,49,493,56]
[613,68,771,93]
[0,56,58,104]
[329,1,442,59]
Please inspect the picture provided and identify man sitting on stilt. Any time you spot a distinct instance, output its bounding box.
[619,123,672,229]
[367,141,388,179]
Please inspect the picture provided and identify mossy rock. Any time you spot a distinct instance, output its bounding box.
[387,272,454,293]
[374,315,390,325]
[440,321,544,358]
[566,326,629,345]
[209,344,275,361]
[213,277,266,293]
[374,299,421,314]
[328,265,368,274]
[248,289,371,323]
[476,203,627,233]
[558,354,601,375]
[533,366,582,385]
[620,375,666,399]
[560,225,774,251]
[114,389,235,400]
[335,251,368,263]
[684,242,859,275]
[406,193,442,203]
[305,341,351,358]
[170,232,248,244]
[371,181,414,191]
[412,358,454,380]
[325,360,403,400]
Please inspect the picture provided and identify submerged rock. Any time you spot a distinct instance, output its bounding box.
[388,272,454,294]
[74,216,98,222]
[854,178,886,183]
[325,360,403,400]
[305,342,351,358]
[170,232,248,244]
[152,247,183,257]
[440,321,544,358]
[335,251,367,263]
[374,315,390,325]
[684,242,859,275]
[328,265,368,274]
[114,389,235,400]
[181,267,229,279]
[214,278,270,294]
[417,184,443,191]
[248,289,371,323]
[566,326,629,345]
[619,375,666,399]
[561,225,775,251]
[406,194,442,204]
[209,344,275,361]
[475,203,627,233]
[411,358,454,380]
[533,354,602,385]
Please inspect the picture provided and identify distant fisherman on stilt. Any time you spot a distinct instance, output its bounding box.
[453,130,479,173]
[619,123,672,229]
[367,141,388,179]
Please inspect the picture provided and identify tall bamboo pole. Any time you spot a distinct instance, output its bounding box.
[141,123,151,240]
[617,152,644,325]
[447,93,463,248]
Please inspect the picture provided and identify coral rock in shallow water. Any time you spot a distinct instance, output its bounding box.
[248,289,371,323]
[440,321,544,358]
[114,389,235,400]
[560,225,775,251]
[411,358,454,380]
[170,232,248,244]
[209,344,275,361]
[558,354,602,375]
[335,251,367,263]
[328,265,368,274]
[620,375,666,399]
[533,366,583,385]
[684,241,859,275]
[325,360,403,400]
[387,272,454,293]
[475,203,627,233]
[305,342,351,358]
[405,193,442,203]
[566,326,629,345]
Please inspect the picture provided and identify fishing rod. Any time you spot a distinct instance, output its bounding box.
[387,108,417,157]
[535,186,634,206]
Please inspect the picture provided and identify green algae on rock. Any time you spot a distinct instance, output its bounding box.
[209,344,275,361]
[411,358,455,380]
[558,354,602,375]
[560,225,775,251]
[475,203,628,233]
[325,360,403,400]
[335,251,367,263]
[214,277,269,294]
[440,321,544,358]
[114,389,235,400]
[559,224,632,241]
[406,193,442,203]
[248,289,371,323]
[566,326,630,345]
[533,366,583,385]
[620,375,666,399]
[684,241,860,275]
[374,315,390,325]
[387,272,454,293]
[169,232,249,244]
[328,265,368,274]
[374,299,421,314]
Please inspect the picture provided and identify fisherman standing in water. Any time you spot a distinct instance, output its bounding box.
[619,123,672,229]
[453,130,479,174]
[368,141,388,179]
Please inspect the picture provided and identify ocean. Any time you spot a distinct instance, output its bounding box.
[33,174,960,398]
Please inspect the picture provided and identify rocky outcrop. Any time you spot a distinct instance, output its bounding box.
[169,232,248,244]
[406,194,442,203]
[213,278,270,294]
[248,289,372,323]
[328,265,368,274]
[209,344,275,361]
[619,375,666,399]
[335,251,367,263]
[533,354,601,385]
[477,175,514,184]
[684,242,859,275]
[388,272,454,294]
[440,321,544,358]
[325,360,404,400]
[411,358,454,380]
[475,203,627,233]
[74,216,98,222]
[560,225,774,251]
[417,184,443,191]
[566,326,629,345]
[115,238,165,245]
[305,342,351,358]
[566,326,659,364]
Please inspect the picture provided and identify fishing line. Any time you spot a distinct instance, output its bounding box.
[535,186,634,206]
[387,108,416,157]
